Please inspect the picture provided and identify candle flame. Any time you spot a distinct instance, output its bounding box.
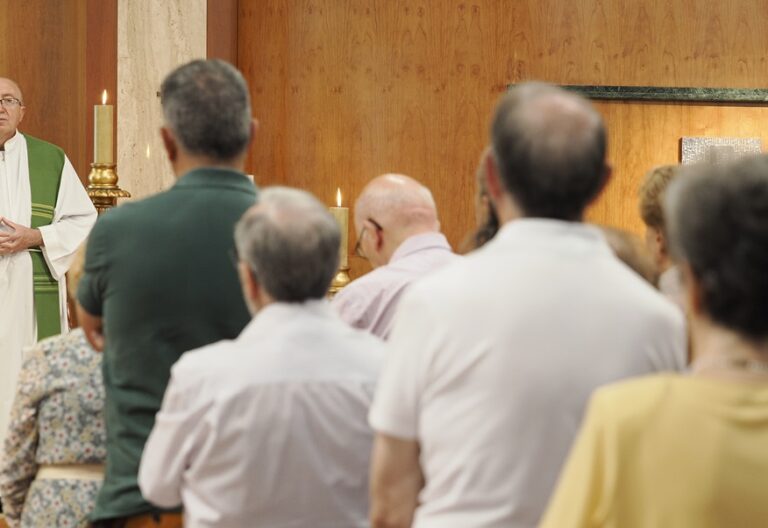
[336,187,342,207]
[101,90,108,105]
[145,144,151,159]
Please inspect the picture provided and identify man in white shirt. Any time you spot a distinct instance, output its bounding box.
[332,174,458,339]
[139,187,385,528]
[368,83,687,528]
[0,77,96,440]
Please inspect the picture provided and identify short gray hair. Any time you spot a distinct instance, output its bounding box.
[234,187,341,301]
[160,59,252,161]
[666,155,768,341]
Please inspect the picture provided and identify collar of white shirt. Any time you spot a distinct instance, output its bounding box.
[237,298,336,342]
[389,232,452,263]
[490,218,612,255]
[4,130,21,151]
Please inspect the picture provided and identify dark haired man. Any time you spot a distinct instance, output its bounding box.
[369,83,687,528]
[78,59,258,527]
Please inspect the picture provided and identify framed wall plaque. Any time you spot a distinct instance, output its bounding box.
[680,137,762,165]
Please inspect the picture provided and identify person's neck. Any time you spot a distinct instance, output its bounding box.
[494,196,582,225]
[0,129,17,150]
[386,227,438,261]
[658,258,674,275]
[172,155,245,179]
[691,319,768,381]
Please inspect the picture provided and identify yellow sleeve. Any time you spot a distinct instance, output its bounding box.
[539,392,612,528]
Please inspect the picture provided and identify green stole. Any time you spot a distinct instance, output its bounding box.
[25,135,65,340]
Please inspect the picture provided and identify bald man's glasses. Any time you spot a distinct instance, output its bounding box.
[354,218,383,259]
[0,97,22,109]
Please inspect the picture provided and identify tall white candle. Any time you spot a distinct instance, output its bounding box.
[329,187,349,268]
[94,89,114,164]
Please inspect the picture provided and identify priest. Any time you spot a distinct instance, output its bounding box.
[0,77,97,440]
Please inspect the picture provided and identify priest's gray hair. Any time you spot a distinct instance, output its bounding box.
[160,59,252,161]
[235,187,341,301]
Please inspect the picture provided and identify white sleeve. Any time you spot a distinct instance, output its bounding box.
[139,363,211,508]
[647,305,688,372]
[368,288,437,440]
[38,156,97,280]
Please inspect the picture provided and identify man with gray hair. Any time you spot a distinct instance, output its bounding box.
[369,83,686,528]
[332,173,458,339]
[78,59,258,527]
[139,187,385,527]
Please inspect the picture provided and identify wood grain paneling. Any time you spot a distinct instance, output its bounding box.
[0,0,117,185]
[85,0,118,183]
[0,1,87,181]
[238,0,768,279]
[208,0,239,63]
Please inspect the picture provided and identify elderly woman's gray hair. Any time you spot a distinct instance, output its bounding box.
[234,187,341,301]
[665,154,768,341]
[160,59,252,161]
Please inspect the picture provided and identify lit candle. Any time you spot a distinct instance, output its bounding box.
[94,90,114,164]
[329,187,349,268]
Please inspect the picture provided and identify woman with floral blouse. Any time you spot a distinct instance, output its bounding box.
[0,246,105,527]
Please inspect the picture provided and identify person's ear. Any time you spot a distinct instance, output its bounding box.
[680,262,702,315]
[160,126,177,163]
[249,118,259,144]
[238,260,260,301]
[656,229,670,259]
[17,105,25,124]
[595,164,612,201]
[372,221,385,252]
[484,153,505,204]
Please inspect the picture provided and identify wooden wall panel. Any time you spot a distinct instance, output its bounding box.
[0,0,117,185]
[0,0,87,182]
[85,0,118,183]
[238,0,768,279]
[208,0,239,63]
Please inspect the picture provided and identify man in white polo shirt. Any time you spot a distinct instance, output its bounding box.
[368,82,687,528]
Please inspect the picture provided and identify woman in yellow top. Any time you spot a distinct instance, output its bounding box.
[541,155,768,528]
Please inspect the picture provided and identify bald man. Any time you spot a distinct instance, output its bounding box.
[331,174,458,339]
[0,77,96,441]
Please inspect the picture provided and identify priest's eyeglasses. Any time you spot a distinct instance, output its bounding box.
[354,218,383,259]
[0,97,22,109]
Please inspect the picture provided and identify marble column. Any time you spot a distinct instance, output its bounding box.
[117,0,207,199]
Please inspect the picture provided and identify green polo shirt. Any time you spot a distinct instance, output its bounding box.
[78,167,257,521]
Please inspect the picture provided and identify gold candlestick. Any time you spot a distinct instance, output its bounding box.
[328,187,351,297]
[87,163,130,214]
[88,90,129,213]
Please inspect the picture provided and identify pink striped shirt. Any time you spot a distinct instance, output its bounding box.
[332,232,459,339]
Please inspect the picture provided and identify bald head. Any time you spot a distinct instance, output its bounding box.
[353,174,441,267]
[355,174,439,234]
[491,82,608,220]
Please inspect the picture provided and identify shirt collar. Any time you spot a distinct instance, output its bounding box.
[239,299,335,340]
[2,130,21,152]
[390,232,452,263]
[174,166,256,193]
[492,218,612,254]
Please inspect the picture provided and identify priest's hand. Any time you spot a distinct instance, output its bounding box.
[0,217,44,255]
